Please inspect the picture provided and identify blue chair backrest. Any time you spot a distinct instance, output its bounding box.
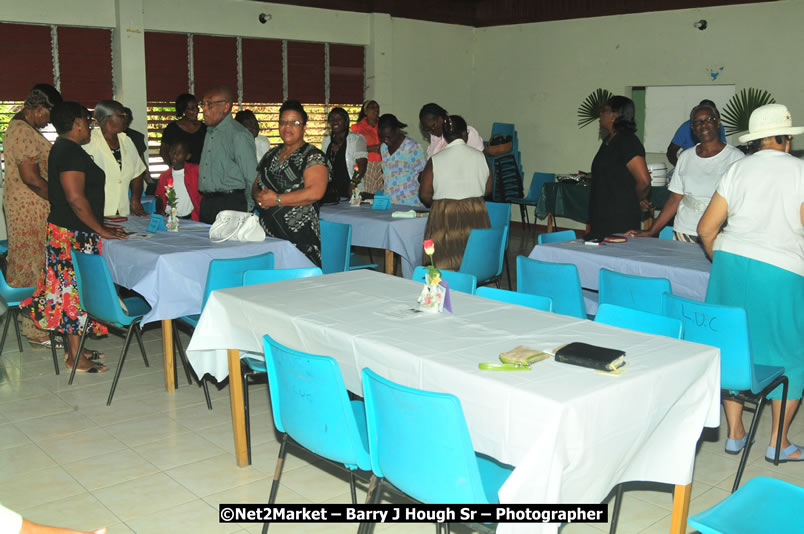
[658,226,674,240]
[412,266,477,294]
[243,267,323,286]
[263,335,370,470]
[475,286,552,312]
[526,172,555,202]
[598,268,672,315]
[361,368,493,503]
[516,256,586,318]
[490,122,515,138]
[538,230,576,245]
[485,201,511,230]
[595,303,683,338]
[202,252,274,309]
[72,251,129,325]
[663,294,754,391]
[0,269,35,306]
[459,227,507,283]
[320,219,351,274]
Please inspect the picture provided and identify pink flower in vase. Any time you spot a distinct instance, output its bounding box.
[423,240,435,256]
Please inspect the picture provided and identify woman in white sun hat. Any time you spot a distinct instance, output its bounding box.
[698,103,804,463]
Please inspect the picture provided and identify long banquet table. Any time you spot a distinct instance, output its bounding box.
[103,216,314,391]
[529,237,711,314]
[320,203,428,278]
[186,269,720,534]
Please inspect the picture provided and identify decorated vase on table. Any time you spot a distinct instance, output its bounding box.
[165,179,180,232]
[417,240,447,313]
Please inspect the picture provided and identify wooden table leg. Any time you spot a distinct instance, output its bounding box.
[384,250,395,275]
[670,483,692,534]
[228,348,249,467]
[161,319,175,393]
[546,213,554,233]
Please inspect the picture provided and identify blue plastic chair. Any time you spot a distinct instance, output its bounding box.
[594,303,682,338]
[174,251,275,411]
[598,269,672,315]
[243,267,323,286]
[485,201,512,288]
[476,286,552,312]
[0,270,35,356]
[412,266,477,294]
[664,294,788,492]
[688,476,804,533]
[71,251,152,405]
[240,266,323,465]
[0,270,65,375]
[262,334,370,527]
[459,227,507,287]
[361,368,513,530]
[319,219,377,274]
[516,256,586,319]
[511,172,555,230]
[537,229,576,245]
[658,226,674,240]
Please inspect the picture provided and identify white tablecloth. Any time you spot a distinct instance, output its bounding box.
[529,238,711,314]
[103,216,314,324]
[320,203,428,278]
[187,270,720,534]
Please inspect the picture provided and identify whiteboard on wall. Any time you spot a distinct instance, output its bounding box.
[643,85,735,153]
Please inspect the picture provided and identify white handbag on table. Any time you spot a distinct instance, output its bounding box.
[209,210,266,243]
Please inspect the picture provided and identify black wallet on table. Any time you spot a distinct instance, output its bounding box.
[554,342,626,372]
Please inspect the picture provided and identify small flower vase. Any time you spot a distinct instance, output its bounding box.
[349,187,361,207]
[417,271,446,313]
[166,207,179,232]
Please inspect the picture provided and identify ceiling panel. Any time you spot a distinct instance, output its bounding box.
[258,0,773,27]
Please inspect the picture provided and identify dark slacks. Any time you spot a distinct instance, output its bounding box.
[199,191,247,224]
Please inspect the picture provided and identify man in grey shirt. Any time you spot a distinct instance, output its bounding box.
[197,85,257,223]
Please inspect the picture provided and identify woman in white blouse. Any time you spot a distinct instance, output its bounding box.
[419,115,492,270]
[83,100,147,217]
[321,107,368,199]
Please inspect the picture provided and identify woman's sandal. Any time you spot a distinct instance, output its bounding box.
[765,444,804,463]
[63,351,105,363]
[64,359,108,374]
[30,338,65,349]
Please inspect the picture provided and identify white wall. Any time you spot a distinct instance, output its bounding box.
[472,0,804,181]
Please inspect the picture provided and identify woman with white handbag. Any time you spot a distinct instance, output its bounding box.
[251,100,328,266]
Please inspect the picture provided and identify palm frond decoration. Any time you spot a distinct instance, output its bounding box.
[577,89,613,128]
[721,88,775,136]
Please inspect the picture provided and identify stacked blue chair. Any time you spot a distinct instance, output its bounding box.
[174,251,276,411]
[71,251,152,405]
[475,287,552,312]
[658,226,674,240]
[516,256,586,318]
[485,201,512,288]
[459,227,507,287]
[598,269,671,315]
[412,266,477,294]
[688,476,804,533]
[512,172,555,230]
[664,294,788,492]
[538,229,576,245]
[260,335,370,532]
[361,368,513,533]
[240,266,323,465]
[319,219,377,274]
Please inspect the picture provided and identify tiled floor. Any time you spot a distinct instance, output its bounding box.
[1,225,803,533]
